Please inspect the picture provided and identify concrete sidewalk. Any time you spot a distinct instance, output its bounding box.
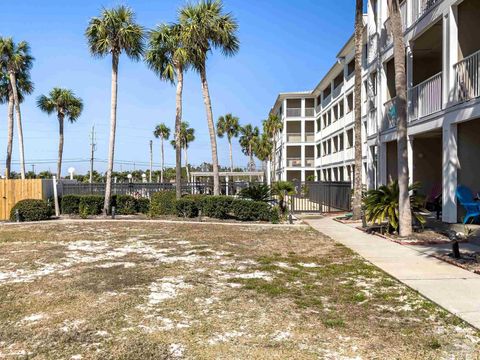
[305,216,480,329]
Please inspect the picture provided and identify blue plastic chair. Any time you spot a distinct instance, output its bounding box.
[456,185,480,224]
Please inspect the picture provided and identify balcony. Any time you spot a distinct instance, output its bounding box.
[304,132,315,142]
[287,158,302,167]
[383,97,398,129]
[305,157,315,167]
[454,49,480,103]
[286,133,302,143]
[305,107,315,117]
[286,108,301,117]
[408,72,442,122]
[315,103,321,115]
[411,0,442,24]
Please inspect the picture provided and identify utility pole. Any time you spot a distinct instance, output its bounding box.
[89,125,96,184]
[31,164,35,175]
[149,140,153,183]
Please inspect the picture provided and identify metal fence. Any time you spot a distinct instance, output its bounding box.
[289,181,352,214]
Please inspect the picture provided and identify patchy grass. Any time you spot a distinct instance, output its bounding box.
[0,220,479,359]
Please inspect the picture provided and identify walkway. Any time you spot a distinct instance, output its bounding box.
[305,216,480,329]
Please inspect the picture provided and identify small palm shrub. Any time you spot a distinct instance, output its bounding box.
[79,195,104,216]
[272,181,295,214]
[136,197,150,214]
[363,181,426,233]
[176,198,199,218]
[10,199,51,222]
[238,184,271,202]
[61,195,81,214]
[150,191,176,216]
[200,196,233,219]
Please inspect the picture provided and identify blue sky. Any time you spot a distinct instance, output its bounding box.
[0,0,355,175]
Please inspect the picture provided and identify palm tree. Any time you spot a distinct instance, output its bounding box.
[387,0,412,236]
[85,5,145,215]
[153,123,170,183]
[217,113,240,172]
[179,0,239,195]
[0,38,34,179]
[262,114,283,182]
[145,23,191,199]
[171,122,195,181]
[352,0,363,220]
[239,124,259,172]
[37,88,83,178]
[0,65,33,179]
[253,133,273,180]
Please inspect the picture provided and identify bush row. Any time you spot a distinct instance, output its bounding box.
[61,194,150,216]
[150,191,279,223]
[10,199,51,222]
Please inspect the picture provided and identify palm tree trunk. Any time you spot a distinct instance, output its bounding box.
[175,65,183,199]
[57,113,64,179]
[184,146,189,182]
[352,0,364,221]
[228,137,233,172]
[5,91,14,179]
[8,71,25,179]
[160,137,164,183]
[103,53,119,215]
[199,66,220,195]
[272,138,277,182]
[388,0,412,236]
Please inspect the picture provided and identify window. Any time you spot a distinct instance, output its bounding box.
[363,80,368,102]
[371,72,377,96]
[334,72,344,89]
[339,101,344,118]
[316,118,321,132]
[346,93,353,113]
[347,59,355,77]
[322,114,328,129]
[347,129,354,148]
[332,136,338,153]
[323,85,332,99]
[327,111,332,126]
[316,144,321,158]
[339,134,344,151]
[339,167,345,181]
[332,104,338,122]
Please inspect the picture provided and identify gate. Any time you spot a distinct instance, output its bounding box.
[288,181,351,214]
[0,179,45,220]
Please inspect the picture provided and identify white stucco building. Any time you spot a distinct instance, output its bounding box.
[268,0,480,224]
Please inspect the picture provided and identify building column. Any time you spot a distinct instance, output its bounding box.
[301,145,305,168]
[301,118,305,143]
[407,136,414,185]
[442,123,458,223]
[301,98,306,117]
[445,5,458,107]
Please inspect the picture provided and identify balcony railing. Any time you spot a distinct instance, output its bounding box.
[305,157,315,167]
[454,49,480,103]
[287,158,302,167]
[286,108,301,117]
[384,97,398,129]
[315,104,321,114]
[305,107,315,117]
[304,132,315,142]
[411,0,441,24]
[408,72,442,121]
[286,133,302,143]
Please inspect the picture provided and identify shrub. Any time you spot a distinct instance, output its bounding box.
[182,194,207,208]
[231,199,273,221]
[61,195,81,214]
[238,184,271,202]
[176,198,199,218]
[200,196,233,219]
[113,195,137,215]
[272,181,295,214]
[10,199,51,222]
[79,195,104,216]
[136,197,150,214]
[150,191,176,216]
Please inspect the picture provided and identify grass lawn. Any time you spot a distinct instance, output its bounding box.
[0,220,479,359]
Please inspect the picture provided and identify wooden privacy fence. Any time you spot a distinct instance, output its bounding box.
[0,179,50,220]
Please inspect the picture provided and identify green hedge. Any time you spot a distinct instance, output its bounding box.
[136,197,150,214]
[176,198,199,218]
[113,195,137,215]
[79,195,104,216]
[200,196,233,219]
[10,199,51,222]
[150,191,176,217]
[61,195,81,214]
[230,199,274,221]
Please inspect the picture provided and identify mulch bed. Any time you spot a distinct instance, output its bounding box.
[430,250,480,275]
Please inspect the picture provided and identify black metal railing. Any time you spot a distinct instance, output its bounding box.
[289,181,351,213]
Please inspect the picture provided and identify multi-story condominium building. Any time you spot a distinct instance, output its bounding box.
[269,0,480,224]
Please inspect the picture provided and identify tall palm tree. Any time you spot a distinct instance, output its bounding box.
[153,123,170,183]
[352,0,363,220]
[0,38,34,179]
[85,5,145,215]
[262,114,283,182]
[145,23,191,199]
[0,66,33,179]
[37,88,83,179]
[217,113,240,172]
[179,0,239,195]
[388,0,412,236]
[253,133,273,180]
[239,124,259,172]
[171,121,195,181]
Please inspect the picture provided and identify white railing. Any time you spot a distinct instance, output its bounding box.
[305,107,315,117]
[286,133,302,143]
[383,97,398,129]
[287,158,302,167]
[304,132,315,142]
[411,0,441,24]
[286,108,301,117]
[454,49,480,103]
[408,72,442,121]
